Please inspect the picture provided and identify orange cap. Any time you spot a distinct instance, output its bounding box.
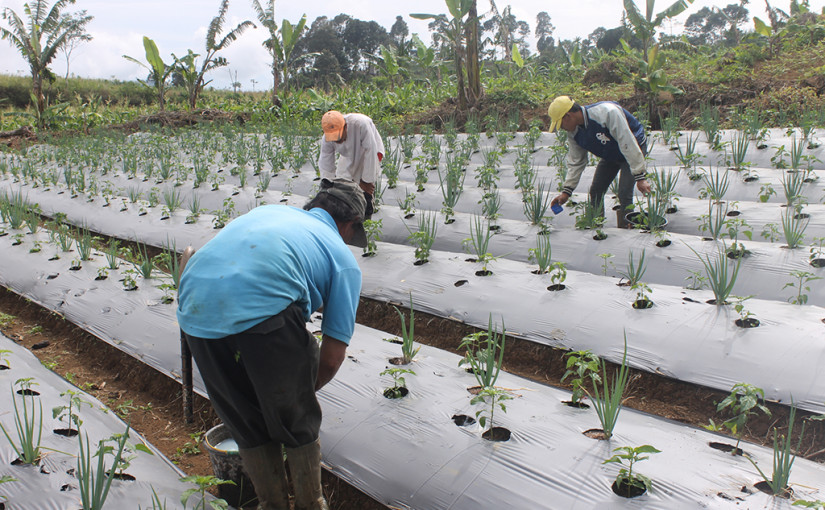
[322,110,346,142]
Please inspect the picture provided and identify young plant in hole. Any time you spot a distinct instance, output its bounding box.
[598,253,615,276]
[392,294,419,364]
[619,249,646,287]
[723,216,752,258]
[528,233,552,274]
[463,215,496,274]
[705,383,770,454]
[688,244,741,304]
[121,269,139,291]
[52,389,92,436]
[585,334,630,440]
[438,153,465,224]
[0,349,11,369]
[573,198,605,230]
[561,350,601,406]
[397,189,417,218]
[699,165,729,203]
[781,206,809,249]
[480,189,502,227]
[131,243,155,279]
[77,425,134,510]
[809,236,825,266]
[180,475,234,510]
[603,444,661,497]
[631,281,653,308]
[784,270,821,305]
[362,219,382,257]
[548,261,567,289]
[758,183,776,203]
[406,212,437,265]
[75,224,95,261]
[458,315,506,389]
[747,402,805,498]
[470,386,512,436]
[731,295,759,327]
[522,178,552,229]
[380,367,415,399]
[0,383,43,464]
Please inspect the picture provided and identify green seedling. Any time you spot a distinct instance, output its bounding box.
[631,281,653,308]
[586,334,631,439]
[704,382,770,453]
[784,270,821,305]
[458,315,506,389]
[363,219,382,256]
[180,474,234,510]
[52,389,92,436]
[687,244,741,305]
[549,261,567,288]
[731,295,758,327]
[619,249,647,286]
[0,382,43,464]
[528,233,552,274]
[747,402,805,498]
[604,444,661,497]
[406,212,437,264]
[392,293,419,364]
[470,385,512,434]
[561,350,601,405]
[380,367,415,399]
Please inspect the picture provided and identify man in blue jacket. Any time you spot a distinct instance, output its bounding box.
[177,179,365,510]
[548,96,652,228]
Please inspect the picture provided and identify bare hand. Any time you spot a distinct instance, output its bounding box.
[636,179,652,195]
[359,180,375,195]
[551,193,569,207]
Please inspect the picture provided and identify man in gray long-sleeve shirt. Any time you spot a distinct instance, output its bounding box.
[319,111,385,232]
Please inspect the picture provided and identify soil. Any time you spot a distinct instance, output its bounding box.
[1,289,824,509]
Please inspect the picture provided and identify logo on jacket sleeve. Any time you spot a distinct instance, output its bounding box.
[596,132,611,145]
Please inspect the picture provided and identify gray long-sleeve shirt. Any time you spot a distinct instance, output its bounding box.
[319,113,385,185]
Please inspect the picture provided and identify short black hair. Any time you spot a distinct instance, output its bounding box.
[304,192,363,224]
[569,102,582,113]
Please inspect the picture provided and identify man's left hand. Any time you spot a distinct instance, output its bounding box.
[637,179,652,195]
[359,180,375,195]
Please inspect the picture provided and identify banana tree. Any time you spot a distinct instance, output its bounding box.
[623,0,695,61]
[0,0,93,126]
[412,0,481,111]
[123,36,174,111]
[367,44,404,86]
[618,39,683,126]
[252,0,308,101]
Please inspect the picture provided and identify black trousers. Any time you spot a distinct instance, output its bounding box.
[185,304,321,449]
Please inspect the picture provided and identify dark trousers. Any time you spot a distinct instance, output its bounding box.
[185,304,321,449]
[588,142,648,219]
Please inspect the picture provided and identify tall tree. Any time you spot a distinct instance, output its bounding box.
[0,0,93,123]
[190,0,254,108]
[57,9,92,81]
[483,1,529,61]
[251,0,308,102]
[390,15,409,50]
[535,11,555,53]
[623,0,695,60]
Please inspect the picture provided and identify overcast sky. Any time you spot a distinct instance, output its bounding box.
[0,0,816,90]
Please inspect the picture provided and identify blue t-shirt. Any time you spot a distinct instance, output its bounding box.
[176,204,362,344]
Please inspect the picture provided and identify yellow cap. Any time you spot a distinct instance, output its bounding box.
[547,96,574,133]
[322,110,346,142]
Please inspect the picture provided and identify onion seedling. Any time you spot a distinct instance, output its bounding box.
[522,179,552,228]
[619,249,647,287]
[747,402,804,497]
[687,244,741,305]
[392,294,419,364]
[406,212,437,265]
[77,425,133,510]
[586,334,630,440]
[528,233,552,274]
[0,383,43,464]
[458,315,505,389]
[781,206,809,249]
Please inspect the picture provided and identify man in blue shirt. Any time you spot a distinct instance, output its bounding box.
[177,179,365,510]
[548,96,652,228]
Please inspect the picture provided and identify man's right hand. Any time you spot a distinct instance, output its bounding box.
[551,193,570,207]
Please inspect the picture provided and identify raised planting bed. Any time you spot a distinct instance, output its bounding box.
[0,333,215,508]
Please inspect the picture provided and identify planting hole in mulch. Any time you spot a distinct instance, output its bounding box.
[754,481,792,498]
[489,225,501,232]
[16,389,40,396]
[466,385,483,395]
[726,210,741,217]
[726,250,747,260]
[53,428,79,437]
[452,414,476,426]
[279,199,288,203]
[105,471,136,481]
[454,279,468,287]
[444,218,455,224]
[735,318,760,328]
[48,256,59,261]
[465,257,477,263]
[708,442,744,456]
[69,265,82,271]
[31,340,50,350]
[383,386,409,399]
[562,400,590,409]
[795,212,811,220]
[404,213,415,219]
[655,240,672,247]
[361,252,376,258]
[0,365,9,370]
[666,206,678,213]
[583,428,609,440]
[481,427,511,442]
[413,260,428,266]
[388,356,410,366]
[632,299,654,309]
[706,299,729,305]
[383,338,403,345]
[611,481,646,498]
[46,273,59,279]
[475,270,493,277]
[95,275,107,281]
[547,284,566,291]
[810,258,825,268]
[592,232,607,241]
